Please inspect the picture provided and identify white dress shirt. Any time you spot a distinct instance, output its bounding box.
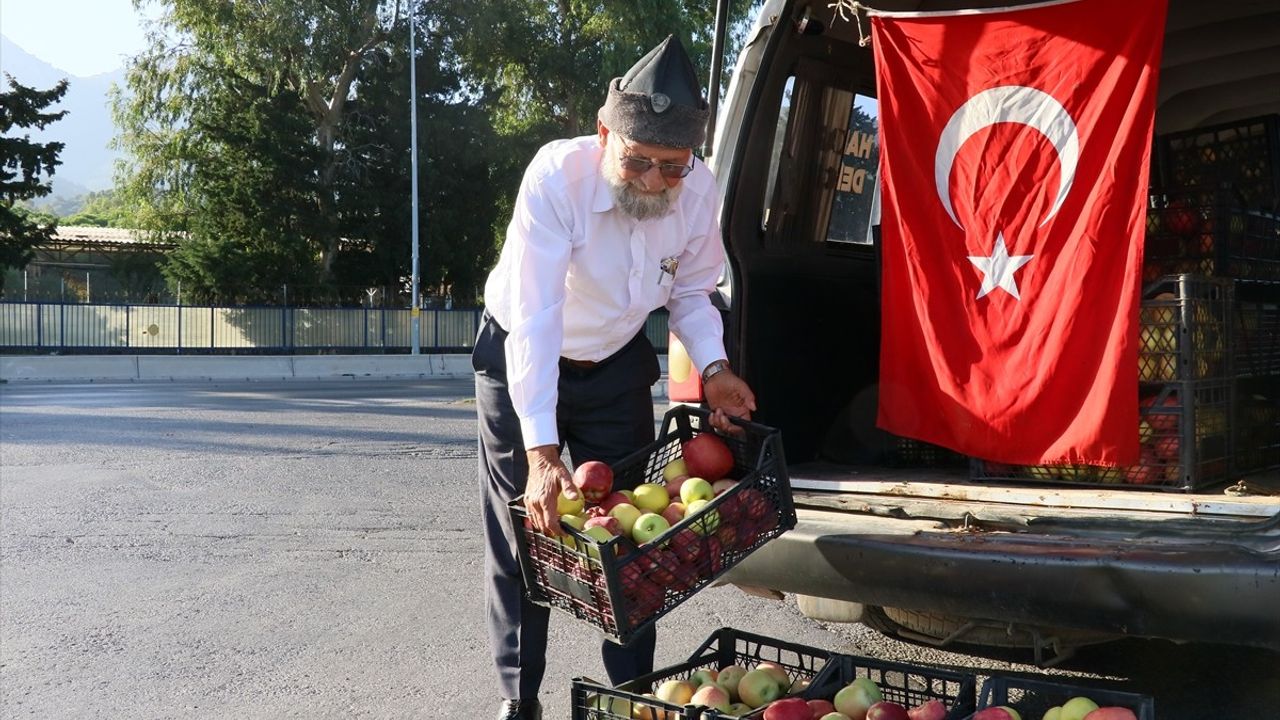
[484,135,727,449]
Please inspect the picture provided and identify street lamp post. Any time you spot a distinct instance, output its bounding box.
[408,1,422,355]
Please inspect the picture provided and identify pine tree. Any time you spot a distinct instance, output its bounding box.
[0,74,68,291]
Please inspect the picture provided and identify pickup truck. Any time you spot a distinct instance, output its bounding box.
[684,0,1280,657]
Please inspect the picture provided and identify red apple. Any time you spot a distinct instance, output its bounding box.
[682,433,735,481]
[1082,709,1138,720]
[866,701,910,720]
[599,490,635,513]
[585,505,608,519]
[764,697,813,720]
[1163,199,1199,237]
[738,487,771,520]
[808,699,837,718]
[665,475,690,500]
[573,460,614,503]
[661,501,686,527]
[671,528,704,566]
[584,515,621,536]
[712,479,739,495]
[972,708,1019,720]
[907,700,947,720]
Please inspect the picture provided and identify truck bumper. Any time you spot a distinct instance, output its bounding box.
[722,508,1280,650]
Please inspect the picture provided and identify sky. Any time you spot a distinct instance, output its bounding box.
[1,0,155,77]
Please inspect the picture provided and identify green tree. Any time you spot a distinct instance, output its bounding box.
[62,189,138,228]
[114,0,403,289]
[0,75,68,290]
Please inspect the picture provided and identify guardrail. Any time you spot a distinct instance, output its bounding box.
[0,302,671,354]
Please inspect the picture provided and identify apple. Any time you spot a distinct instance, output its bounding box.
[690,683,731,712]
[683,432,735,480]
[763,697,813,720]
[662,458,689,483]
[585,514,622,536]
[588,693,632,715]
[599,490,635,513]
[654,679,696,706]
[684,499,720,536]
[630,694,666,720]
[821,714,855,720]
[866,701,910,720]
[738,487,772,520]
[633,483,670,513]
[1082,709,1138,720]
[557,490,584,516]
[608,503,643,536]
[688,669,719,687]
[665,475,690,500]
[632,512,672,544]
[789,676,810,694]
[703,536,725,575]
[738,668,784,708]
[907,699,947,720]
[834,678,882,720]
[573,460,614,502]
[712,479,739,495]
[717,665,748,701]
[727,703,754,716]
[809,699,837,717]
[680,477,715,505]
[1060,698,1099,720]
[754,661,790,692]
[972,708,1021,720]
[715,523,738,549]
[1043,708,1063,720]
[559,513,587,549]
[670,529,704,565]
[661,501,686,527]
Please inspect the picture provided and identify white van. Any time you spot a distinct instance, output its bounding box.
[685,0,1280,657]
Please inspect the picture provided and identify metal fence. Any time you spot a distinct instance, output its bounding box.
[0,301,671,354]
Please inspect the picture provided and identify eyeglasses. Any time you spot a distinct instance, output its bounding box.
[617,138,695,179]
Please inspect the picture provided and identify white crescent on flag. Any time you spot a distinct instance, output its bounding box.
[934,85,1080,229]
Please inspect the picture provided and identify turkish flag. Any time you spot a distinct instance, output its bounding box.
[873,0,1167,466]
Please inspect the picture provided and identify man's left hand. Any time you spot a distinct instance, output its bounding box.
[704,369,756,434]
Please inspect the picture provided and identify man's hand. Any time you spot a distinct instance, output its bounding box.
[703,368,756,434]
[525,445,576,536]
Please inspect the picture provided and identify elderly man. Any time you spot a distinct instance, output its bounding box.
[474,35,756,720]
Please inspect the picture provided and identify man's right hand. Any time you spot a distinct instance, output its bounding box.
[525,445,576,536]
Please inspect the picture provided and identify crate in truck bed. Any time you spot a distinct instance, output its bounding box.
[509,406,794,645]
[1138,274,1231,383]
[570,627,833,720]
[1234,375,1280,476]
[964,675,1155,720]
[1144,187,1280,282]
[972,380,1233,492]
[1154,114,1279,212]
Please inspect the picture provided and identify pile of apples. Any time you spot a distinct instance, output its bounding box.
[974,697,1139,720]
[589,659,816,718]
[548,432,779,624]
[758,677,950,720]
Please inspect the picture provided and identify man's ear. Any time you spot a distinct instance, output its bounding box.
[597,120,608,147]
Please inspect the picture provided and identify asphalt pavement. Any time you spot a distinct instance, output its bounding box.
[1,379,1275,719]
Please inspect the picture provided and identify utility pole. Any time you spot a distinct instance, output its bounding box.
[408,1,422,355]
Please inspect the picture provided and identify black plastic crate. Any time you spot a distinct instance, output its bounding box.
[964,676,1154,720]
[889,436,968,469]
[570,628,833,720]
[1234,299,1280,378]
[1234,375,1280,476]
[972,380,1233,492]
[1138,274,1231,383]
[1144,188,1280,282]
[510,406,794,645]
[1155,114,1280,211]
[780,652,977,720]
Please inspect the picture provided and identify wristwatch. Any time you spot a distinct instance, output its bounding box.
[701,359,731,385]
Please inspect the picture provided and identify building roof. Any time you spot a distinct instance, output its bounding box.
[51,226,178,251]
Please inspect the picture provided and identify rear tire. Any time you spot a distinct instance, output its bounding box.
[863,606,1118,655]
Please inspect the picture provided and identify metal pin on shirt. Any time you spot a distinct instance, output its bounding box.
[659,256,679,286]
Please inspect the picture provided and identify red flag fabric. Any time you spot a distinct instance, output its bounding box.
[872,0,1167,466]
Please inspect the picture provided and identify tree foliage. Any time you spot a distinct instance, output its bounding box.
[0,74,68,288]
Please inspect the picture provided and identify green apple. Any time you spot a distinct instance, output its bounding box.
[684,498,720,535]
[633,482,670,513]
[737,668,782,708]
[631,512,671,545]
[559,513,586,550]
[716,665,748,701]
[680,477,715,505]
[662,458,689,483]
[688,668,719,687]
[582,524,616,559]
[1043,708,1063,720]
[557,489,584,516]
[727,702,754,716]
[608,502,643,536]
[834,678,881,718]
[588,693,631,715]
[1060,697,1098,720]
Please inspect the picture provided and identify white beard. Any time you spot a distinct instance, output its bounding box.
[602,147,683,221]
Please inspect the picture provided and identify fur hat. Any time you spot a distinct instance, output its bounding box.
[598,35,709,149]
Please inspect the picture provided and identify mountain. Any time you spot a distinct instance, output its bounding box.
[1,35,126,200]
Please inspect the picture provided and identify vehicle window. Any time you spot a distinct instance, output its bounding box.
[817,90,880,245]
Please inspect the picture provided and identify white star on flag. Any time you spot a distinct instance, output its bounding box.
[968,232,1034,300]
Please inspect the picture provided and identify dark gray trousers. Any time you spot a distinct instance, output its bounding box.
[473,311,660,701]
